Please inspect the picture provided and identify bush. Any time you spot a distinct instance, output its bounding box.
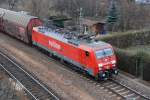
[115,48,150,81]
[100,29,150,48]
[138,52,150,81]
[115,48,138,76]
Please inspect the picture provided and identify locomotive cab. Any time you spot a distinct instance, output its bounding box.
[81,41,118,80]
[94,47,118,80]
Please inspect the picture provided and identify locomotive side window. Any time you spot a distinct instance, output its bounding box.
[85,51,90,57]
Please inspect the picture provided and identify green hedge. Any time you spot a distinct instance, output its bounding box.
[137,52,150,81]
[115,48,150,81]
[115,48,138,76]
[100,29,150,48]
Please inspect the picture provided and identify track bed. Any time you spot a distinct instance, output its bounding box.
[0,32,150,100]
[0,52,59,100]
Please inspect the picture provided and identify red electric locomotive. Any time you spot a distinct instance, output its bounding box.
[32,26,118,80]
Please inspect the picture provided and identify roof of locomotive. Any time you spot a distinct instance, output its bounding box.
[33,26,111,50]
[0,8,38,27]
[85,41,111,49]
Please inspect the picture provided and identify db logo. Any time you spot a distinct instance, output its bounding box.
[104,59,108,61]
[49,40,61,50]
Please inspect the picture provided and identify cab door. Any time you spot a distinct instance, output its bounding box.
[81,50,91,68]
[80,50,96,76]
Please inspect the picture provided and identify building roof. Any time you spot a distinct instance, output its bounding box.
[0,8,38,27]
[81,18,106,26]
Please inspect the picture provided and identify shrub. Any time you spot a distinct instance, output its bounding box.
[115,48,138,76]
[115,48,150,81]
[100,29,150,48]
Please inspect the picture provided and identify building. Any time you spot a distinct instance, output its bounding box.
[81,18,106,35]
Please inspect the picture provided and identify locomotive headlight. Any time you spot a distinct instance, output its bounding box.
[115,70,118,74]
[111,60,116,64]
[102,73,106,77]
[98,64,103,68]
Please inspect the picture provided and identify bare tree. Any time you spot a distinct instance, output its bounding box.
[8,0,18,10]
[3,0,149,31]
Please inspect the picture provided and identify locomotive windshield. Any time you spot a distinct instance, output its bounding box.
[95,48,113,59]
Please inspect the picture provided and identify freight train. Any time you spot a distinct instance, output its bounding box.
[0,8,42,43]
[0,8,118,80]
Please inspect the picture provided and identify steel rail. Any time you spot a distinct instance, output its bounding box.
[45,52,150,100]
[110,78,150,100]
[0,51,60,100]
[0,64,38,100]
[38,49,150,100]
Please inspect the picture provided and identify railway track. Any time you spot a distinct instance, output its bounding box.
[83,76,150,100]
[0,51,60,100]
[43,51,150,100]
[0,46,149,100]
[102,79,150,100]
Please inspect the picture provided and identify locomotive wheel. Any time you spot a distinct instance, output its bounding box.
[82,70,88,76]
[49,52,53,57]
[95,75,100,81]
[60,58,64,63]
